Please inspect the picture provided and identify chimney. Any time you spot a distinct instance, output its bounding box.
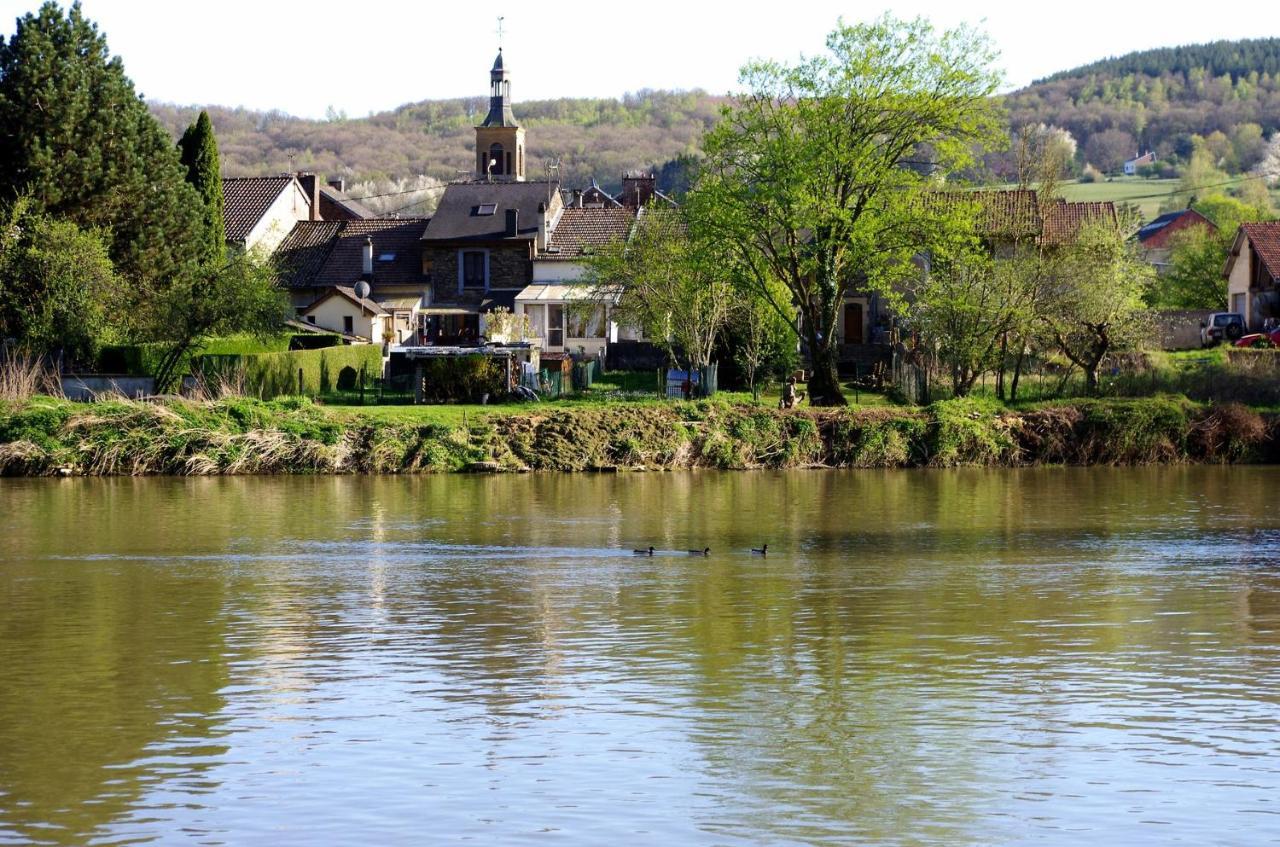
[297,172,321,221]
[327,177,345,193]
[537,201,548,251]
[505,208,519,238]
[621,172,656,209]
[362,236,373,277]
[572,189,583,209]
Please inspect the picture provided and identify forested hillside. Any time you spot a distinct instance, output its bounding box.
[150,90,720,212]
[148,37,1280,209]
[1000,38,1280,176]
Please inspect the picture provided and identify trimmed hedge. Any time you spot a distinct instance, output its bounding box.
[193,345,384,398]
[96,334,313,377]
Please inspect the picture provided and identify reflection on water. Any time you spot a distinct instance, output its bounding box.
[2,468,1279,845]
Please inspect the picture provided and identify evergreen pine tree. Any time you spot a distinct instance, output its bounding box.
[0,2,205,291]
[178,110,226,263]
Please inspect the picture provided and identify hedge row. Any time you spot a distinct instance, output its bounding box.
[193,345,385,398]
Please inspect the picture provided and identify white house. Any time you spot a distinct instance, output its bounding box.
[222,175,320,255]
[298,286,389,345]
[1123,152,1156,176]
[517,206,636,355]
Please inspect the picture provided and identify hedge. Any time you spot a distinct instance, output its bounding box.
[96,334,317,377]
[193,345,385,398]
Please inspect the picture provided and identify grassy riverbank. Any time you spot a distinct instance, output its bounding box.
[1,393,1275,476]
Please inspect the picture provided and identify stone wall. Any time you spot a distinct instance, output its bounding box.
[1152,309,1213,351]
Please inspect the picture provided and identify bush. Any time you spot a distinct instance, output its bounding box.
[417,355,508,403]
[1079,163,1106,183]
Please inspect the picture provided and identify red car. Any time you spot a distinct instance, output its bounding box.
[1233,329,1280,348]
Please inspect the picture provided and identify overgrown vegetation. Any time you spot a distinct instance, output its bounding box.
[2,393,1274,477]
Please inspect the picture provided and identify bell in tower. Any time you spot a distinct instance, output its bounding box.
[475,49,526,181]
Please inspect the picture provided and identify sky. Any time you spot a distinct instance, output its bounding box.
[0,0,1276,119]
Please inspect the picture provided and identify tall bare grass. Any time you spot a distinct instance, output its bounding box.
[0,351,61,406]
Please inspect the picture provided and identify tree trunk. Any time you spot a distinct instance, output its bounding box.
[1010,347,1026,402]
[995,333,1007,400]
[807,341,846,406]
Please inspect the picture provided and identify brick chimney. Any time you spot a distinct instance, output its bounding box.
[296,172,321,221]
[620,172,656,209]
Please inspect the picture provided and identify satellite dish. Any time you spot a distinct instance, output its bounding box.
[354,280,371,301]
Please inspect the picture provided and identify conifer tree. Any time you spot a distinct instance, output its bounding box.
[0,2,204,292]
[178,110,226,263]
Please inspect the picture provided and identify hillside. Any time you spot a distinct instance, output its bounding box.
[148,38,1280,212]
[1000,38,1280,176]
[149,90,721,213]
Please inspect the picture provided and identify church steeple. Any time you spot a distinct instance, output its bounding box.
[475,49,526,181]
[482,51,518,128]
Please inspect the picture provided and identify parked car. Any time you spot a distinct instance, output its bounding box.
[1200,312,1246,346]
[1233,329,1280,348]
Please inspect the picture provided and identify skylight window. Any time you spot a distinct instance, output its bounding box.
[378,253,396,262]
[475,203,498,216]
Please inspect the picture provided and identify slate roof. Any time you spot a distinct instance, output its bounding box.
[1136,208,1216,248]
[421,181,557,242]
[1240,222,1280,279]
[222,176,296,242]
[542,207,635,260]
[275,219,429,289]
[921,190,1042,239]
[1041,200,1118,246]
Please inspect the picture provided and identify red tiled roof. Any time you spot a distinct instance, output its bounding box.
[543,207,635,260]
[1241,222,1280,279]
[1041,200,1118,246]
[922,190,1042,239]
[222,176,296,242]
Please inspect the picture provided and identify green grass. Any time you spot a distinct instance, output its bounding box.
[316,371,895,425]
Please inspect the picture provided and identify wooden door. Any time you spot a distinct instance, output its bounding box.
[844,303,864,345]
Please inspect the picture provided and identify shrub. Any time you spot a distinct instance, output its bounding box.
[1079,163,1106,183]
[416,355,507,403]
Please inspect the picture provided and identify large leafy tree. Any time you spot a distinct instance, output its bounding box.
[0,197,121,363]
[698,16,1005,404]
[178,110,226,264]
[0,2,204,291]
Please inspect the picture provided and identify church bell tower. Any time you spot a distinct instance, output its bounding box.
[475,49,525,182]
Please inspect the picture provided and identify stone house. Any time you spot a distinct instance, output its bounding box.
[1224,222,1280,328]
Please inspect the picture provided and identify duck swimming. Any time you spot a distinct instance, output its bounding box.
[633,546,655,556]
[687,547,710,556]
[751,544,768,555]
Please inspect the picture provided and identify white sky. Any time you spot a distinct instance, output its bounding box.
[1,0,1275,118]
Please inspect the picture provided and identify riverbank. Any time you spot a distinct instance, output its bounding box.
[1,393,1275,476]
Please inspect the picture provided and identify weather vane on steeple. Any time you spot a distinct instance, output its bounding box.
[496,16,505,52]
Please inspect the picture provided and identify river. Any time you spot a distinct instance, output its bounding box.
[1,468,1278,845]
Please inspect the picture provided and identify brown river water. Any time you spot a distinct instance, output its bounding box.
[1,468,1278,845]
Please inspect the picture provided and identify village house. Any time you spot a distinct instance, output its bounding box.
[1123,151,1156,176]
[1136,208,1216,272]
[222,172,373,255]
[518,205,637,356]
[276,218,428,345]
[1223,222,1280,328]
[835,191,1118,371]
[222,174,317,254]
[260,49,656,353]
